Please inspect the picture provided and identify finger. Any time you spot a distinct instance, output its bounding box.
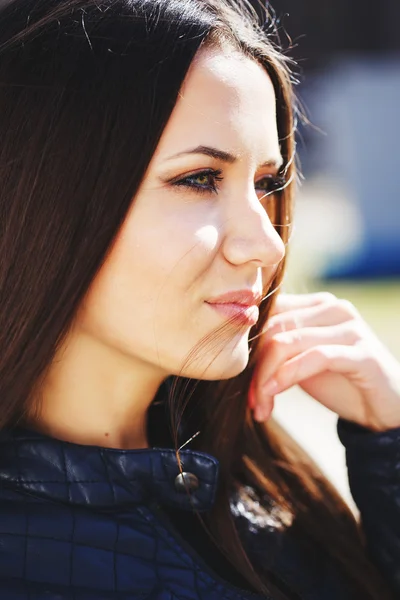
[249,371,274,420]
[252,322,359,397]
[253,396,275,422]
[269,292,337,315]
[261,344,363,400]
[265,299,360,340]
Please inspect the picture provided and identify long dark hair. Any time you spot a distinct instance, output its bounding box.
[0,1,392,599]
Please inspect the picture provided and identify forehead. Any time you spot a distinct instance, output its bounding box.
[154,46,281,164]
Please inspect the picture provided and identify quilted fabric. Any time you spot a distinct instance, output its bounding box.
[0,427,265,600]
[0,422,398,599]
[337,419,400,597]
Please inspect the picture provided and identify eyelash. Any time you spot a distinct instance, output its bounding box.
[173,169,224,194]
[172,168,287,196]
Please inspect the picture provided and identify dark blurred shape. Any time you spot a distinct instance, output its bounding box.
[272,0,400,70]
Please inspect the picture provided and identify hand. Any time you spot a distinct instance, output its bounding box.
[249,292,400,431]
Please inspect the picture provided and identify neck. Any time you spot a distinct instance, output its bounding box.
[27,329,167,449]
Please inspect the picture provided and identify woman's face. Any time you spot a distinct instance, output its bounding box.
[78,46,285,381]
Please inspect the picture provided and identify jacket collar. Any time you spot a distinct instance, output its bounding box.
[0,427,219,512]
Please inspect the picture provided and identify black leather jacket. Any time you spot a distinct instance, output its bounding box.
[0,421,398,599]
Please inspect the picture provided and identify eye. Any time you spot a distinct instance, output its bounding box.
[173,169,223,194]
[255,175,287,196]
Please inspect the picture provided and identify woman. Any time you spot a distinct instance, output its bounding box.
[0,0,398,598]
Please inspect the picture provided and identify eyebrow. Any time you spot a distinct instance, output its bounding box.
[165,145,283,170]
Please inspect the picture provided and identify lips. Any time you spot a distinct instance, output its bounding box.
[205,290,261,325]
[206,290,262,306]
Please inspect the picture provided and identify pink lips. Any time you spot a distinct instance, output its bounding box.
[205,290,261,325]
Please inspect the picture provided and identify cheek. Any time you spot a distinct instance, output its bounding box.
[127,198,222,289]
[194,224,219,252]
[78,211,221,346]
[127,219,220,291]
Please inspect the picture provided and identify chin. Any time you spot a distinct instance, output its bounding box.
[182,337,250,381]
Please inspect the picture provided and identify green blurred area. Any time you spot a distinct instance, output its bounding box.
[283,275,400,358]
[315,280,400,358]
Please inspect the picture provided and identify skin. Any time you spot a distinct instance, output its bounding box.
[34,46,285,448]
[250,293,400,432]
[33,45,400,449]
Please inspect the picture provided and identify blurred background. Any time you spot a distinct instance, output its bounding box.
[262,0,400,509]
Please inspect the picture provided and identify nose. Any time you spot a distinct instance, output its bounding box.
[221,187,286,269]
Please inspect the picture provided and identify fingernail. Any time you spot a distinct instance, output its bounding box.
[262,378,279,395]
[254,405,267,422]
